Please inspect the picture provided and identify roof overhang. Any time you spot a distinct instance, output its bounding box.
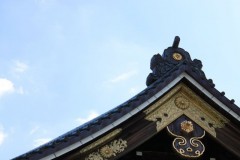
[38,72,240,160]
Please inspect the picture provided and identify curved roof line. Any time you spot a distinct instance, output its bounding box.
[12,38,240,160]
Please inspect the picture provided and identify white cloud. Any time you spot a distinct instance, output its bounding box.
[76,111,99,125]
[13,61,28,73]
[0,78,15,97]
[109,70,138,83]
[33,138,52,147]
[0,126,7,146]
[29,126,40,135]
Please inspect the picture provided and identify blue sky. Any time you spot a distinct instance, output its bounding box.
[0,0,240,159]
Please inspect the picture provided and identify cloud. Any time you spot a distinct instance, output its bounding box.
[29,126,40,135]
[109,70,138,83]
[33,138,52,147]
[0,126,7,146]
[0,78,15,97]
[76,111,99,125]
[13,61,28,73]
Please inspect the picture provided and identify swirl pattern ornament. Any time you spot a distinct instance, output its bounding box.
[170,134,205,158]
[174,96,189,109]
[85,139,127,160]
[167,116,205,158]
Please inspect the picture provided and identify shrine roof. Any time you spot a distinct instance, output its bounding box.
[13,36,240,160]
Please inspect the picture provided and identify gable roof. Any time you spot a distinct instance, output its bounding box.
[13,36,240,160]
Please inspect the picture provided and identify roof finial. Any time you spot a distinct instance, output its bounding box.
[172,36,180,48]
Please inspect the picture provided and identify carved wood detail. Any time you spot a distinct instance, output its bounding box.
[84,139,127,160]
[80,129,122,154]
[144,83,228,137]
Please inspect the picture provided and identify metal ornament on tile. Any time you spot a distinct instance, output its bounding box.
[172,53,183,61]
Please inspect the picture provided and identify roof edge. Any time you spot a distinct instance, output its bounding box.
[16,72,240,160]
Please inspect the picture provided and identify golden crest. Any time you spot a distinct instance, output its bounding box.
[181,120,194,133]
[175,97,189,109]
[100,146,113,158]
[172,53,183,61]
[85,139,127,160]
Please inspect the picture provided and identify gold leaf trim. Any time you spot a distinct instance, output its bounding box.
[80,129,122,153]
[85,139,127,160]
[144,83,229,137]
[167,126,205,158]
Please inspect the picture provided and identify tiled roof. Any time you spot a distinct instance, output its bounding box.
[13,37,240,160]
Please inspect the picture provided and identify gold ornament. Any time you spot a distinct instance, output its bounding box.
[100,146,113,158]
[172,53,183,61]
[167,126,205,158]
[85,139,127,160]
[175,97,189,109]
[144,83,228,137]
[80,129,122,153]
[86,152,103,160]
[181,121,194,133]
